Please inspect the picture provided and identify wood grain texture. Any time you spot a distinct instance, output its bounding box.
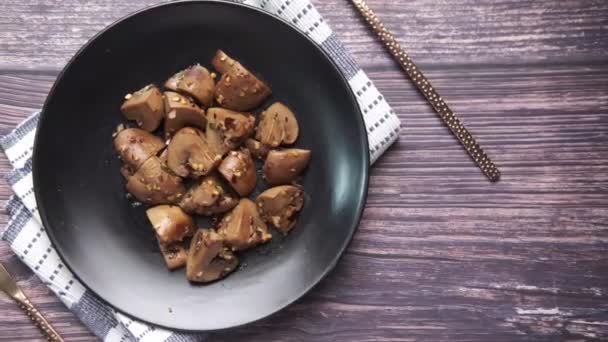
[0,0,607,341]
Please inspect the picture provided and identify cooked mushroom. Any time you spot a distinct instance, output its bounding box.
[256,185,305,234]
[164,70,183,91]
[218,149,257,196]
[163,91,207,137]
[146,205,195,244]
[179,176,239,215]
[114,128,165,170]
[158,241,188,270]
[244,138,269,160]
[200,247,238,282]
[263,148,311,185]
[187,229,238,283]
[115,55,316,283]
[175,65,215,107]
[166,127,221,178]
[206,107,255,155]
[120,165,134,179]
[217,198,271,251]
[126,156,186,205]
[120,84,164,132]
[211,50,234,74]
[211,50,272,111]
[255,102,299,147]
[186,229,221,281]
[158,147,168,164]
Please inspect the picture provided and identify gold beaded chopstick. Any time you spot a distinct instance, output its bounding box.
[350,0,500,182]
[0,262,64,341]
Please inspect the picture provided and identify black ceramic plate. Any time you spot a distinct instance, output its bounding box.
[34,0,368,331]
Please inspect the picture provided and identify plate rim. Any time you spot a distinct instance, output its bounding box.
[33,0,370,332]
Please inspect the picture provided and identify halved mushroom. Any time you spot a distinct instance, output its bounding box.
[158,241,188,270]
[114,128,165,170]
[146,205,195,244]
[256,102,299,147]
[164,70,183,91]
[120,84,164,132]
[211,50,234,74]
[158,147,168,164]
[206,107,255,155]
[244,138,269,160]
[199,248,238,283]
[179,175,239,215]
[211,50,272,111]
[166,127,221,178]
[263,148,311,185]
[217,198,271,251]
[218,149,257,196]
[187,229,238,283]
[120,165,134,179]
[256,185,305,234]
[175,65,215,107]
[163,91,206,137]
[126,157,186,205]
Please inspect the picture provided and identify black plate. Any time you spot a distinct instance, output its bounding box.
[33,0,368,331]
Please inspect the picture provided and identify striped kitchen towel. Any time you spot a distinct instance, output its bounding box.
[0,0,400,341]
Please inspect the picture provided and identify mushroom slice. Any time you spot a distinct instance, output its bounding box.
[218,149,257,196]
[146,205,195,244]
[211,50,272,111]
[120,84,164,132]
[187,229,238,283]
[126,156,186,205]
[176,65,215,107]
[256,102,299,147]
[256,185,305,234]
[263,148,311,186]
[206,107,255,155]
[217,198,271,251]
[158,241,188,270]
[244,138,269,160]
[163,91,206,137]
[114,128,165,170]
[179,175,239,215]
[166,127,220,178]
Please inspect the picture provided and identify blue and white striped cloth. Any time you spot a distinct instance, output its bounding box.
[0,0,400,340]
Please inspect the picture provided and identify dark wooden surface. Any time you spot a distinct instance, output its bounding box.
[1,0,607,341]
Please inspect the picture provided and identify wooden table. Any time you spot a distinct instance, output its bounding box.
[1,0,606,340]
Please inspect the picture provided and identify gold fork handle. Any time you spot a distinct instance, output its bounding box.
[17,297,64,342]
